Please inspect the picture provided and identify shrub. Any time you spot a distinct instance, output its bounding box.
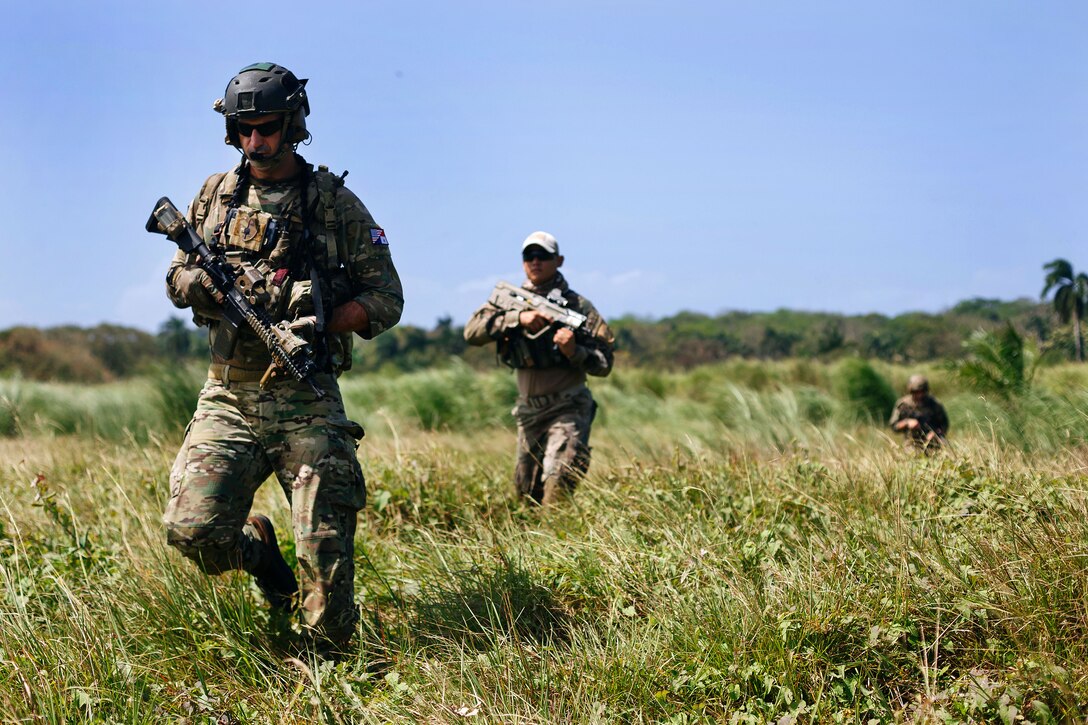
[149,363,204,431]
[951,323,1039,400]
[834,358,896,423]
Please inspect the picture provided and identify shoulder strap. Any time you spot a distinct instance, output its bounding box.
[313,164,347,268]
[193,172,228,229]
[217,168,240,200]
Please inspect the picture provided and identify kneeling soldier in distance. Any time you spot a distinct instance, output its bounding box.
[889,374,949,451]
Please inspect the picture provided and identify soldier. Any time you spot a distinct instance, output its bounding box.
[889,374,949,450]
[162,63,403,652]
[464,232,614,505]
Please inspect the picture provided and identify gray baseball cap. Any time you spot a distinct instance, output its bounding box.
[521,231,559,255]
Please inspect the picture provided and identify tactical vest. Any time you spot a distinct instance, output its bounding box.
[498,331,574,370]
[190,163,356,372]
[497,287,609,370]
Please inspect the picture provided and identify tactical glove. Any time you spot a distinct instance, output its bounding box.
[284,315,318,343]
[170,267,224,317]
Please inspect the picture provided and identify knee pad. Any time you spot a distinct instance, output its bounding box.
[164,522,239,575]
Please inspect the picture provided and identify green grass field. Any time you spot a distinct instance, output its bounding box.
[1,360,1087,722]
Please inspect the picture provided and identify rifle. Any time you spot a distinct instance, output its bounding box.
[487,281,587,339]
[146,196,326,398]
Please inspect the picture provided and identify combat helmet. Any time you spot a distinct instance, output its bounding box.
[214,62,310,148]
[907,374,929,393]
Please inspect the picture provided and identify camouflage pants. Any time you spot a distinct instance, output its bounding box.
[513,386,596,505]
[163,374,366,645]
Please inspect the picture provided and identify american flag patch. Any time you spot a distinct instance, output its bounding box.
[370,228,389,245]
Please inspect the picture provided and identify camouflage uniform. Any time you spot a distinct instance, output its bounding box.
[464,272,614,504]
[889,394,949,449]
[164,159,402,645]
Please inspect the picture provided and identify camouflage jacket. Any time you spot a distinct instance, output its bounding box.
[166,158,403,373]
[889,394,949,440]
[464,272,614,398]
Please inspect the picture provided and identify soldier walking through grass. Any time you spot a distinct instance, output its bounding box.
[161,63,403,653]
[465,232,614,505]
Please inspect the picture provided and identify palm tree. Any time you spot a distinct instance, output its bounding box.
[1041,258,1088,362]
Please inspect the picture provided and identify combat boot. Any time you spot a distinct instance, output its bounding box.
[246,515,298,612]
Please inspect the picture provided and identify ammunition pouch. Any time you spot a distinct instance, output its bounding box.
[498,330,572,370]
[219,206,280,253]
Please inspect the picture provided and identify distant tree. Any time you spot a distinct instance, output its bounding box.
[428,315,467,357]
[759,327,799,359]
[1023,314,1050,343]
[158,316,193,358]
[949,297,1009,321]
[1041,258,1088,362]
[800,319,844,357]
[861,330,897,360]
[77,324,159,377]
[0,327,111,382]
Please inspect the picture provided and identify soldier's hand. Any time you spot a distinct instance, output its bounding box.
[904,418,920,431]
[519,310,553,334]
[195,270,223,301]
[285,315,318,342]
[172,267,224,309]
[553,327,576,358]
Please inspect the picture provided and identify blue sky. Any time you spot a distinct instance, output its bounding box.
[2,1,1086,332]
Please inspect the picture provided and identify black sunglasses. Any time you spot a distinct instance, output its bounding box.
[523,250,556,262]
[236,119,282,137]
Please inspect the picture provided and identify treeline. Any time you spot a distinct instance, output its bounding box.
[0,297,1072,383]
[613,297,1063,368]
[0,324,163,383]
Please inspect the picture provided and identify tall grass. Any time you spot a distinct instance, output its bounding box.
[6,359,1088,452]
[0,365,204,441]
[341,358,518,432]
[2,361,1088,718]
[2,423,1087,719]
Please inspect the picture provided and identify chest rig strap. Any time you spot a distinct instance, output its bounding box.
[194,159,345,373]
[195,172,228,232]
[314,164,345,269]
